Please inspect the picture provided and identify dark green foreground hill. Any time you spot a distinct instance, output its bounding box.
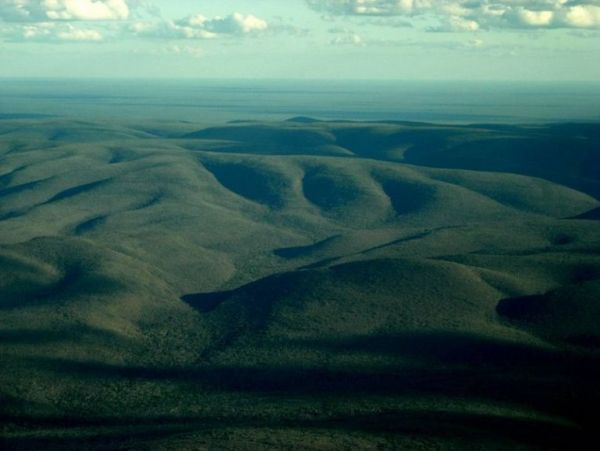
[1,119,600,450]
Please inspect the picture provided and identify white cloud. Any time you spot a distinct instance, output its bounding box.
[131,12,268,40]
[561,4,600,27]
[57,24,103,40]
[21,22,53,38]
[15,22,103,41]
[517,9,554,27]
[308,0,434,16]
[130,19,217,39]
[306,0,600,30]
[175,12,267,35]
[0,0,129,21]
[46,0,129,21]
[0,4,270,43]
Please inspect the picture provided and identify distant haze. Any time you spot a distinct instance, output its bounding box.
[1,79,599,124]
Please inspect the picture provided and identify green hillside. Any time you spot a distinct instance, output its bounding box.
[1,118,599,450]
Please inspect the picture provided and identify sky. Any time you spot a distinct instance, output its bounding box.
[0,0,599,81]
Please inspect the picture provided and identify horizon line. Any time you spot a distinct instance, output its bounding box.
[1,76,600,84]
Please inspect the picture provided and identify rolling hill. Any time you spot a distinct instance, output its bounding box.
[1,118,599,450]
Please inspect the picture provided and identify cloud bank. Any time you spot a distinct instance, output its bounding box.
[11,22,104,41]
[0,2,269,44]
[0,0,129,21]
[130,12,268,40]
[1,0,597,47]
[307,0,600,30]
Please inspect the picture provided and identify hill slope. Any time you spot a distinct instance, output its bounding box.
[1,118,599,450]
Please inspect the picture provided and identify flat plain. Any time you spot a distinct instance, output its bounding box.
[1,117,599,450]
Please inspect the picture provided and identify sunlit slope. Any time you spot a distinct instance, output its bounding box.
[1,131,596,295]
[0,236,209,364]
[1,118,600,450]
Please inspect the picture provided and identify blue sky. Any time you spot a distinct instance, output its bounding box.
[0,0,599,80]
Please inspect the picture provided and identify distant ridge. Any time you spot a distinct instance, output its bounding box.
[286,116,322,123]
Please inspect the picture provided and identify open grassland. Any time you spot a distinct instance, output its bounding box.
[1,118,599,450]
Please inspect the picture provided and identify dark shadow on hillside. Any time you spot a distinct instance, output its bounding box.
[302,168,363,211]
[42,179,111,205]
[0,179,49,198]
[572,206,600,220]
[496,280,600,350]
[289,332,565,367]
[180,290,235,313]
[26,331,600,429]
[0,408,588,451]
[332,127,459,160]
[181,269,308,317]
[379,179,434,215]
[201,161,287,208]
[183,121,600,199]
[273,235,341,259]
[403,131,600,200]
[73,215,107,235]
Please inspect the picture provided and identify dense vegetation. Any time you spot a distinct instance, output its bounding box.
[1,118,599,450]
